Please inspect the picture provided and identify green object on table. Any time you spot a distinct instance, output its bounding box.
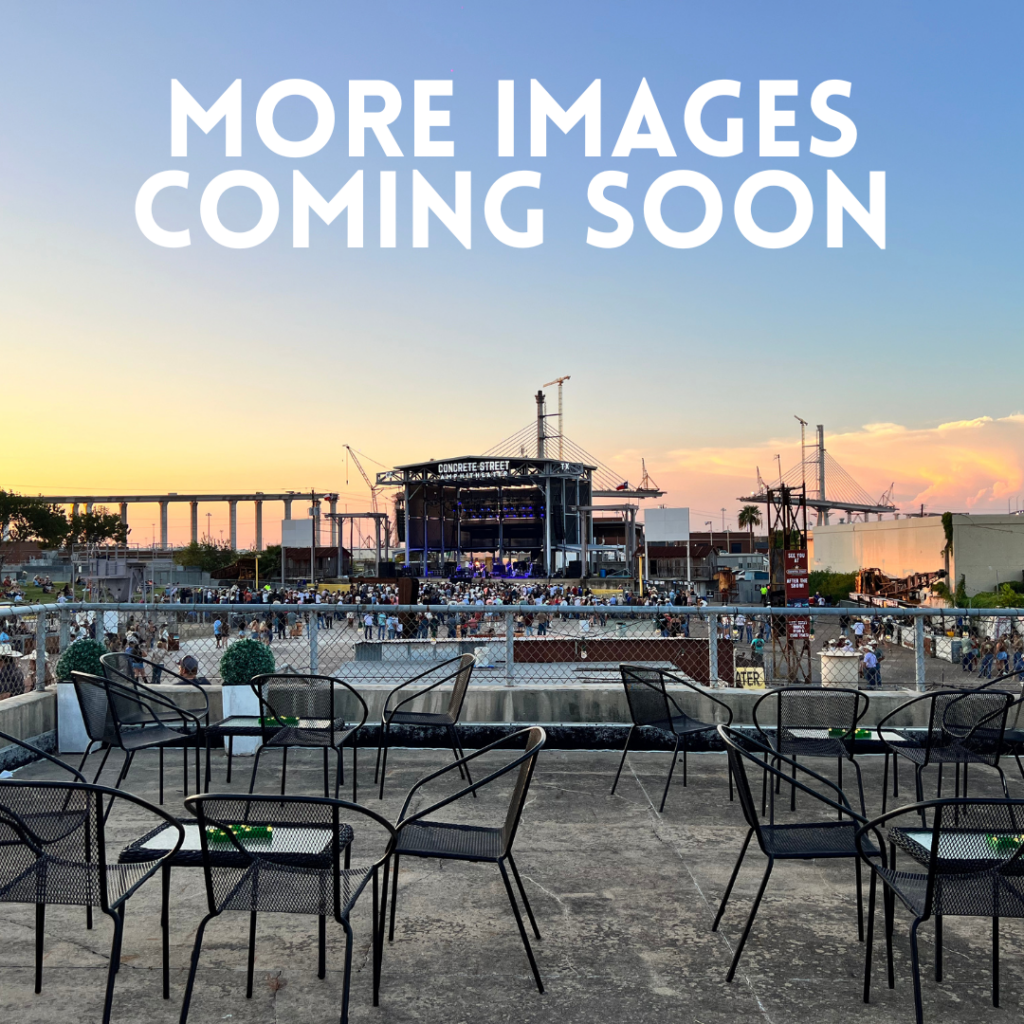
[985,833,1024,853]
[206,824,274,845]
[828,728,871,739]
[262,715,299,726]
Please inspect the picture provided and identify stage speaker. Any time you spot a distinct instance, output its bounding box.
[565,560,583,578]
[378,563,397,578]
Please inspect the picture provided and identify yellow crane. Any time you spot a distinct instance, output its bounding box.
[543,375,571,459]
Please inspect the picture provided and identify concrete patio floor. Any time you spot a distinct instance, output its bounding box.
[2,743,1023,1024]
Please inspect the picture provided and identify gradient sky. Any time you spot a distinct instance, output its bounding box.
[2,2,1021,547]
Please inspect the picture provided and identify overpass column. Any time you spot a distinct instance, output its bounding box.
[119,502,128,526]
[86,501,94,514]
[255,500,264,551]
[71,502,79,519]
[190,501,198,543]
[228,500,238,551]
[329,497,338,546]
[283,498,292,520]
[159,500,169,549]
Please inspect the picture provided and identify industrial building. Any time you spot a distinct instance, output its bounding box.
[811,514,1024,597]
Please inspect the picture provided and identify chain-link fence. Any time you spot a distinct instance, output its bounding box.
[4,602,1024,697]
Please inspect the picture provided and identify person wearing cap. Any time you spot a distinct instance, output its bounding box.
[177,654,211,686]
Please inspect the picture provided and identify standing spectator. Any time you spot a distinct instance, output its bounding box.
[363,612,374,640]
[862,647,880,689]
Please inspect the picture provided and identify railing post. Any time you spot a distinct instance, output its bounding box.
[309,610,319,675]
[708,613,719,686]
[58,607,71,653]
[914,615,926,692]
[35,610,47,691]
[505,609,515,686]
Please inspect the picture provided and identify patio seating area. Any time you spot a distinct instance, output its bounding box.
[3,727,1024,1024]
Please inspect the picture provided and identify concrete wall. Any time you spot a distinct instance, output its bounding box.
[811,514,1024,597]
[0,691,57,769]
[952,514,1024,596]
[812,518,945,577]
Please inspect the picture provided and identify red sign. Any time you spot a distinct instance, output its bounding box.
[784,549,809,604]
[787,616,811,639]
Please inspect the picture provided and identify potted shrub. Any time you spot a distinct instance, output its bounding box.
[218,639,276,754]
[219,638,275,686]
[55,638,107,681]
[54,638,108,754]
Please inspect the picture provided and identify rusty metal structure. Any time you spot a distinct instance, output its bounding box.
[765,484,812,684]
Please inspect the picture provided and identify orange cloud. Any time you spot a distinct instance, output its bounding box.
[622,415,1024,524]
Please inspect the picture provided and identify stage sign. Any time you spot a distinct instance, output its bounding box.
[787,616,811,639]
[784,549,809,604]
[436,459,510,480]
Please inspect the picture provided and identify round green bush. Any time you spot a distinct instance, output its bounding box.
[55,638,108,682]
[219,638,275,685]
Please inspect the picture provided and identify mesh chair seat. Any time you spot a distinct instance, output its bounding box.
[759,821,879,860]
[888,740,999,767]
[119,723,192,751]
[0,854,154,908]
[212,860,373,916]
[395,820,504,861]
[263,722,356,748]
[646,712,716,737]
[777,733,851,760]
[876,866,1024,919]
[387,709,456,727]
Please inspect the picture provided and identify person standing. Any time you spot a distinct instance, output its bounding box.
[862,647,879,689]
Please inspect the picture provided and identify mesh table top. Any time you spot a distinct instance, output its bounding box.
[120,819,354,867]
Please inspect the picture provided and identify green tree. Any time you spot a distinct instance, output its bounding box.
[174,540,237,574]
[67,509,129,548]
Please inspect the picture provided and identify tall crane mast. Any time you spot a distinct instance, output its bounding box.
[344,445,380,514]
[543,375,571,459]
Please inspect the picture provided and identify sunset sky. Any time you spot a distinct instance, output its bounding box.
[2,2,1021,548]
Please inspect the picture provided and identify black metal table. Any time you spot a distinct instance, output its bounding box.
[121,818,354,998]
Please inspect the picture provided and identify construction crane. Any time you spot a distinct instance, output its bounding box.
[344,445,381,514]
[543,376,570,459]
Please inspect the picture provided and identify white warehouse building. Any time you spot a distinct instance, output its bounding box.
[811,514,1024,597]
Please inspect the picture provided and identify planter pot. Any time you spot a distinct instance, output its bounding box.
[222,684,260,755]
[57,682,89,753]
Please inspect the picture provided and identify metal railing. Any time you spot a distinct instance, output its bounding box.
[3,602,1024,697]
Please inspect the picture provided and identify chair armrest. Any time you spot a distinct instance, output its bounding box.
[0,729,86,782]
[397,728,544,823]
[660,669,734,724]
[380,656,464,717]
[384,665,464,721]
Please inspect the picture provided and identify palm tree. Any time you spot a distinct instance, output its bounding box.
[738,505,762,552]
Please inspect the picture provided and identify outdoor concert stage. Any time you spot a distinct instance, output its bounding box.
[378,455,595,577]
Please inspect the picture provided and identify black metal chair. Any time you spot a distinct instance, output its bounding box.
[177,793,394,1024]
[101,651,211,725]
[375,653,475,799]
[72,670,203,802]
[857,798,1024,1024]
[0,777,183,1024]
[712,725,881,982]
[101,652,210,794]
[753,686,870,815]
[976,670,1024,782]
[611,665,734,812]
[877,689,1015,812]
[247,673,368,801]
[387,727,547,992]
